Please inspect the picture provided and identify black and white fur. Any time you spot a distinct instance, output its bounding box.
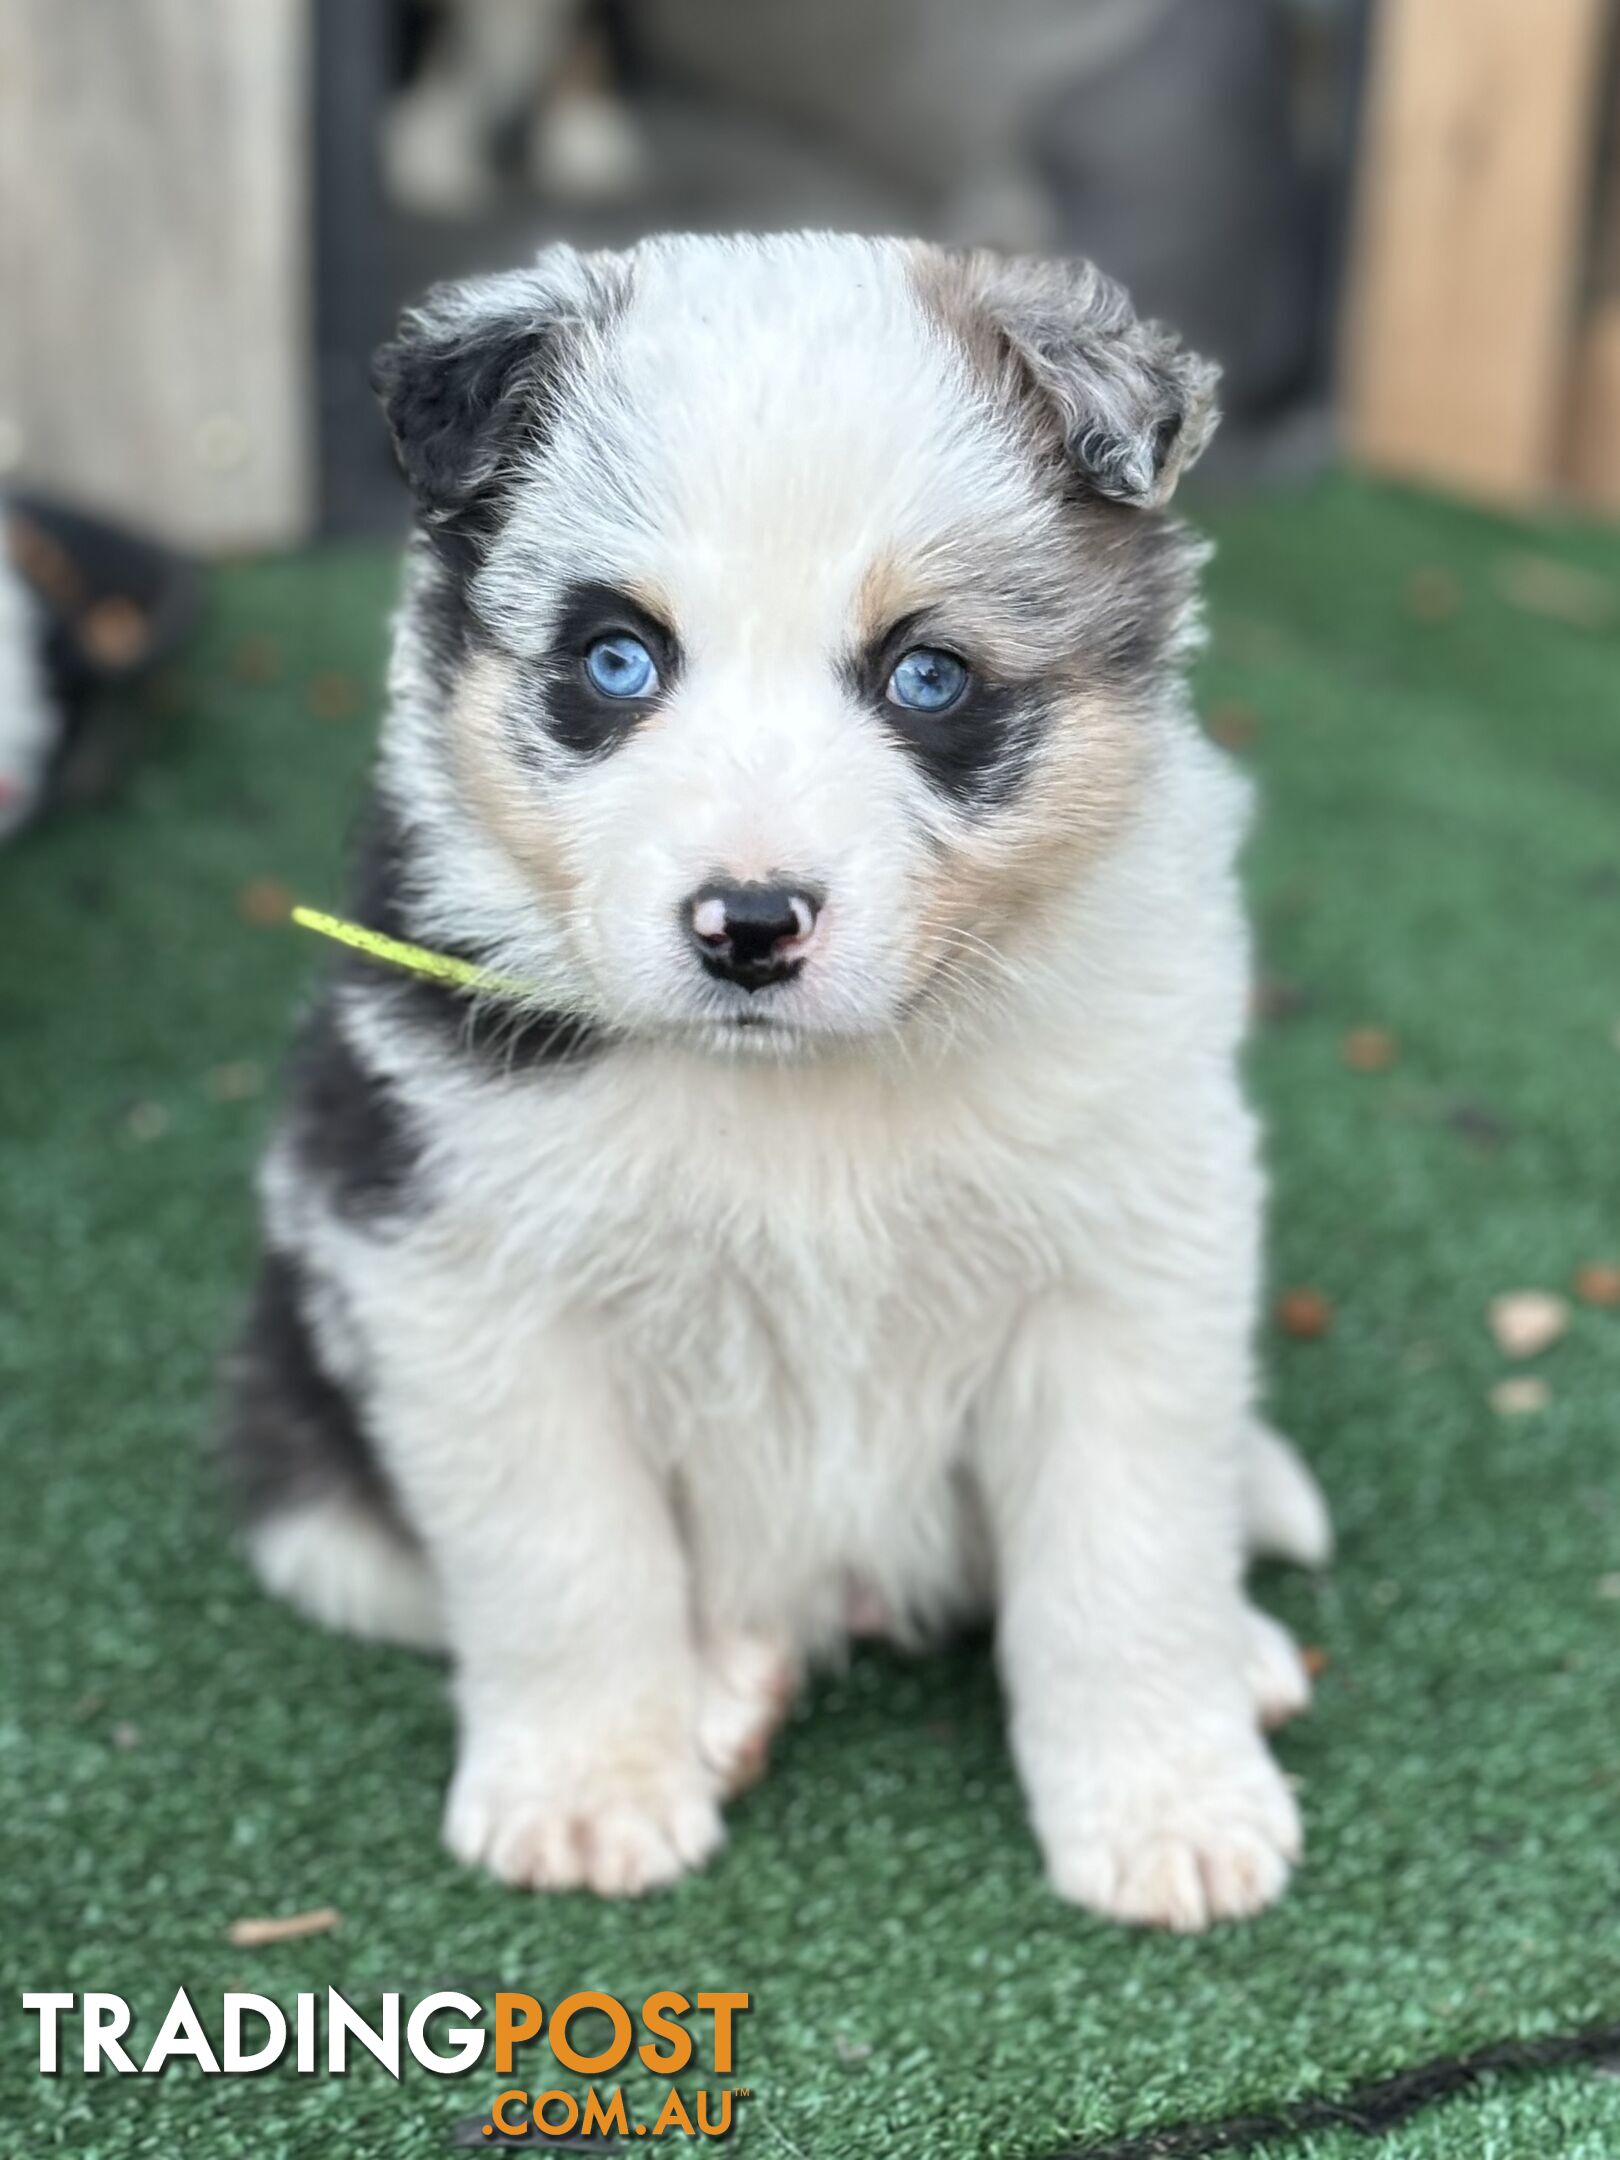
[223,234,1331,1929]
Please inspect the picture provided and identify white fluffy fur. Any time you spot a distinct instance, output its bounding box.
[249,235,1330,1925]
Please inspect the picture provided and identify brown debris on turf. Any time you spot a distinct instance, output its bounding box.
[1206,700,1259,752]
[1342,1026,1398,1072]
[306,671,361,722]
[227,1907,342,1949]
[1574,1262,1620,1308]
[1403,566,1461,624]
[230,636,283,687]
[237,878,293,927]
[1277,1288,1334,1340]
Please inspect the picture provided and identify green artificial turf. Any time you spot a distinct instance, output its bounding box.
[2,477,1618,2158]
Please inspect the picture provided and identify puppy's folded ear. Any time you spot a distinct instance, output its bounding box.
[371,245,611,533]
[932,251,1220,509]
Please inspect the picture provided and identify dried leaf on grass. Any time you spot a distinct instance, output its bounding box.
[1574,1262,1620,1309]
[1488,1291,1569,1360]
[205,1060,264,1103]
[231,636,283,687]
[306,671,361,722]
[1341,1026,1398,1072]
[1492,552,1617,633]
[1277,1288,1333,1339]
[1206,700,1259,751]
[1491,1376,1550,1417]
[1404,567,1462,623]
[124,1102,169,1143]
[237,878,292,927]
[227,1907,341,1949]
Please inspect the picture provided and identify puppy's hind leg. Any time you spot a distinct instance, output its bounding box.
[220,1251,446,1654]
[1239,1423,1328,1729]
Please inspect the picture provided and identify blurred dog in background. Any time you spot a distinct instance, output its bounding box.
[385,0,643,214]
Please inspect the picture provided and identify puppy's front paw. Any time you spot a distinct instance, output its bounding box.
[1037,1732,1301,1932]
[445,1739,724,1897]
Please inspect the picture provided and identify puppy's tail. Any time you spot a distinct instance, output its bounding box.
[247,1493,446,1654]
[1244,1420,1333,1569]
[219,1250,447,1655]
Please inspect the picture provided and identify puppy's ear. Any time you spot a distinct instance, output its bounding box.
[371,246,609,531]
[937,251,1219,509]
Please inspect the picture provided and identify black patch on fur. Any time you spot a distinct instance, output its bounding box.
[372,309,549,554]
[1061,381,1191,503]
[525,580,682,760]
[219,1248,407,1534]
[406,538,487,705]
[847,613,1044,807]
[371,258,624,575]
[884,678,1046,807]
[1088,498,1203,684]
[345,796,600,1074]
[284,999,422,1223]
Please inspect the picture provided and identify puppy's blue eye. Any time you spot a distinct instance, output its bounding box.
[886,646,968,714]
[583,633,658,700]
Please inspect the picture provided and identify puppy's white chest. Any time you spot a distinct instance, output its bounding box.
[455,1052,1034,1627]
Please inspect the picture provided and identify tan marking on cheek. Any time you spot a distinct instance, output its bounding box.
[903,686,1151,997]
[447,649,581,916]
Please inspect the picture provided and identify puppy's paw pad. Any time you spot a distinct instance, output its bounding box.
[1243,1605,1312,1730]
[445,1758,724,1897]
[1043,1750,1300,1931]
[697,1632,797,1797]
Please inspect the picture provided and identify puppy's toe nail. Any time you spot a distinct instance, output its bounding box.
[446,1747,724,1897]
[1040,1738,1300,1930]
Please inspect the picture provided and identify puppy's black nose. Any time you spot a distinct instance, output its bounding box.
[685,881,821,991]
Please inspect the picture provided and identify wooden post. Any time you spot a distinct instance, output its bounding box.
[1343,0,1610,507]
[0,0,315,551]
[1567,300,1620,511]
